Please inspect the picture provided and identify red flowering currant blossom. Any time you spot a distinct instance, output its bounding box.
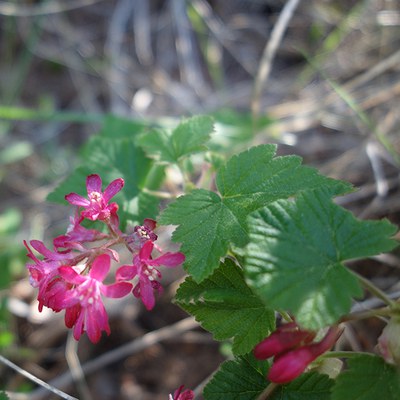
[169,385,194,400]
[53,209,107,251]
[24,240,75,312]
[254,323,342,384]
[59,254,132,343]
[65,174,124,223]
[116,240,185,310]
[125,218,159,253]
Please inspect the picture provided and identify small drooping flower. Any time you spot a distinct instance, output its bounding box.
[124,218,159,253]
[377,317,400,366]
[53,209,107,251]
[169,385,194,400]
[24,240,74,312]
[65,174,124,223]
[254,323,342,384]
[59,254,132,343]
[116,240,185,310]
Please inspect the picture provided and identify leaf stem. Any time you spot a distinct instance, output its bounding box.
[351,270,396,307]
[340,306,392,323]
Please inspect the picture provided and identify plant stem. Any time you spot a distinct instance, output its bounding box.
[351,270,396,307]
[256,383,279,400]
[340,306,392,323]
[322,351,375,359]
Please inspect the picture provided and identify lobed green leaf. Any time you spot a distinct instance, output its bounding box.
[203,353,269,400]
[244,188,398,329]
[137,115,214,163]
[331,355,400,400]
[175,259,275,355]
[161,144,350,282]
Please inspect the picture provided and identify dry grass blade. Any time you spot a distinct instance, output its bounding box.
[251,0,301,119]
[18,317,198,400]
[0,355,78,400]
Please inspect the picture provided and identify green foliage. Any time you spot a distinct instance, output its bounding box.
[0,392,9,400]
[203,355,334,400]
[47,115,159,227]
[175,259,275,355]
[203,354,269,400]
[331,355,400,400]
[160,144,350,282]
[244,188,398,329]
[270,372,334,400]
[137,115,214,163]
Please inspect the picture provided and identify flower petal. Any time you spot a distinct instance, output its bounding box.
[86,174,102,194]
[90,254,111,282]
[138,279,155,310]
[103,178,124,202]
[102,282,133,298]
[150,252,185,268]
[116,264,137,281]
[65,193,90,207]
[139,240,154,260]
[59,266,85,285]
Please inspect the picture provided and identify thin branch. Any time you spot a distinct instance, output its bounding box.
[0,354,78,400]
[251,0,301,120]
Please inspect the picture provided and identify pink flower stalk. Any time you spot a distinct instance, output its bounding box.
[65,174,124,223]
[54,209,107,251]
[116,240,185,310]
[267,327,342,384]
[254,322,316,360]
[59,254,132,343]
[169,385,194,400]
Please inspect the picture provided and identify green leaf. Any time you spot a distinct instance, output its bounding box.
[175,259,275,355]
[161,144,350,282]
[160,189,248,281]
[331,355,400,400]
[137,115,214,163]
[97,114,148,138]
[203,353,269,400]
[270,372,334,400]
[245,188,398,329]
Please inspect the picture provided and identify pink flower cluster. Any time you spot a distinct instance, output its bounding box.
[254,322,342,384]
[25,174,185,343]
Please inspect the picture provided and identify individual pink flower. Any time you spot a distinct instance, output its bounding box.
[169,385,194,400]
[59,253,132,343]
[54,209,107,251]
[254,322,316,360]
[65,174,124,222]
[125,218,159,253]
[24,240,74,312]
[116,240,185,311]
[267,327,341,384]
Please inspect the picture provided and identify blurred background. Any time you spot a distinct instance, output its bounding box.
[1,0,400,399]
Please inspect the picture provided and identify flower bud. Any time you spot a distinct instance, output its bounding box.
[267,327,342,384]
[377,317,400,366]
[254,322,316,360]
